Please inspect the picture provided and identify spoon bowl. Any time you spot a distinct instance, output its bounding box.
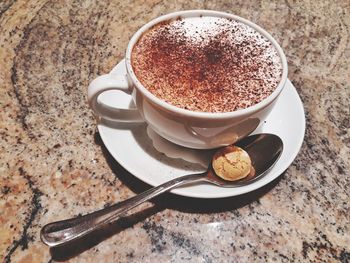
[200,133,283,187]
[41,133,283,247]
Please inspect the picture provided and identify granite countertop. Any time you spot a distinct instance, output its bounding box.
[1,0,349,262]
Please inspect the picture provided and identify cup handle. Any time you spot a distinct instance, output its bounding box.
[88,73,144,122]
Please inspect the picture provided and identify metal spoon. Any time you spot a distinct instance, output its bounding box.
[40,133,283,247]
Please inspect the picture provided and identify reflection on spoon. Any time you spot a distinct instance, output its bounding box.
[40,133,283,248]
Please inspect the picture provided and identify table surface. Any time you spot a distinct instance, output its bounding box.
[1,1,349,262]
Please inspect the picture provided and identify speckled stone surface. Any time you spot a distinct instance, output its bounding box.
[0,0,349,262]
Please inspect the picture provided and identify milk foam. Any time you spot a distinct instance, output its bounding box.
[132,16,283,113]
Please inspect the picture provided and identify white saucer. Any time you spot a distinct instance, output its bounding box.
[97,60,305,198]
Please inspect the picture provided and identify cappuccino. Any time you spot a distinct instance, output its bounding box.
[132,16,282,113]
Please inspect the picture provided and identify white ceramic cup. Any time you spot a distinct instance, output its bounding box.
[88,10,288,149]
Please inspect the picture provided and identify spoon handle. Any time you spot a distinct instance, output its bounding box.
[40,172,206,247]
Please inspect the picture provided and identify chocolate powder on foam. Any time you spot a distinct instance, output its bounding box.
[131,16,283,113]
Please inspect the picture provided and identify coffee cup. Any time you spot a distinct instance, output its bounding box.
[88,10,288,149]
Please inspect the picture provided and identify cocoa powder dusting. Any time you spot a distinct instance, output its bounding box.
[132,17,283,113]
